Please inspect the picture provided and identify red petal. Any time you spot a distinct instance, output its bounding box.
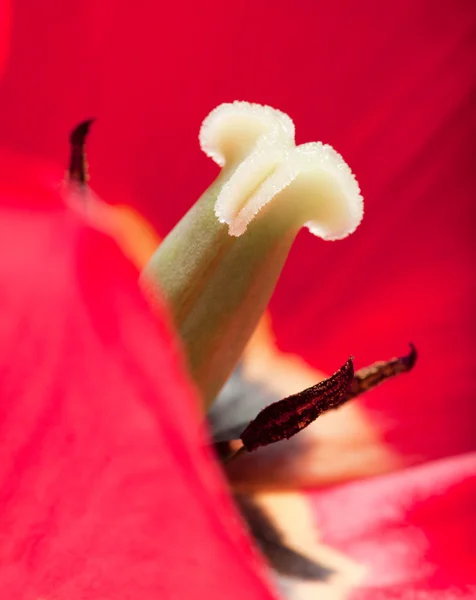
[0,159,275,599]
[0,0,10,80]
[309,453,476,591]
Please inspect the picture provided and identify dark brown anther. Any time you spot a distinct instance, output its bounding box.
[345,343,417,402]
[240,358,354,452]
[67,119,95,186]
[215,345,417,460]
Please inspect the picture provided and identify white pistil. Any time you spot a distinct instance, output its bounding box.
[200,101,363,239]
[142,102,365,408]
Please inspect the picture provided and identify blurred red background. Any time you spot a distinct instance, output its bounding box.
[0,0,474,464]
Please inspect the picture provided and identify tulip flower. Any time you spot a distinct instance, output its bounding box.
[1,0,475,599]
